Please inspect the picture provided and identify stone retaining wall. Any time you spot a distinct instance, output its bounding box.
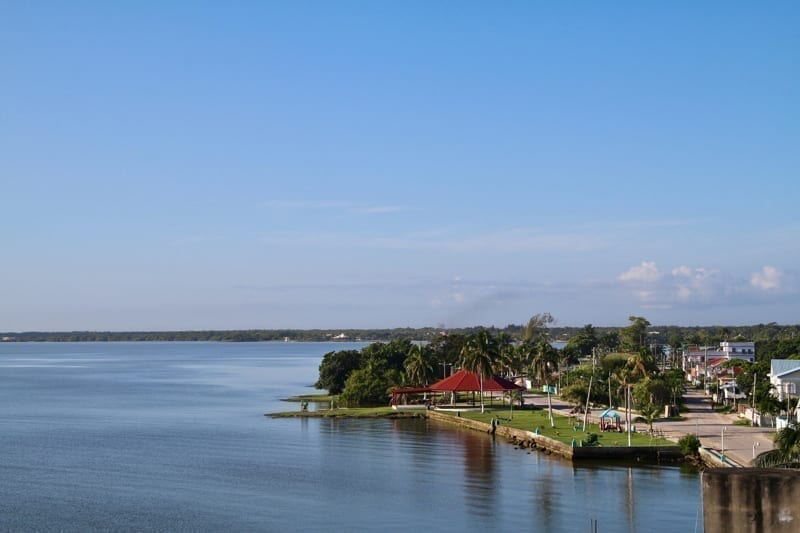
[426,411,682,462]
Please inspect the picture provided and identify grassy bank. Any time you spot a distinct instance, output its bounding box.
[455,408,674,447]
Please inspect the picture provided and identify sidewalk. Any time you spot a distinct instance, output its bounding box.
[523,390,776,467]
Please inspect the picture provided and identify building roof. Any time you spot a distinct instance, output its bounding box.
[770,359,800,378]
[429,369,524,392]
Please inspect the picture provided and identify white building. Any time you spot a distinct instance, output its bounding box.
[769,359,800,401]
[719,341,755,362]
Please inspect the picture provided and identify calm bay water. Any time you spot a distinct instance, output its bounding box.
[0,342,702,532]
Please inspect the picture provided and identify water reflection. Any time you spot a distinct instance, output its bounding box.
[460,430,497,518]
[626,467,636,533]
[534,461,557,529]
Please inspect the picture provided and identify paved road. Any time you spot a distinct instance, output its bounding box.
[654,390,774,466]
[524,390,776,466]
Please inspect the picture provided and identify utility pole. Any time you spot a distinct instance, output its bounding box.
[752,372,758,426]
[627,385,632,447]
[583,348,596,430]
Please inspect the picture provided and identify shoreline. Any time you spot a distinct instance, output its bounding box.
[270,390,776,468]
[267,402,688,465]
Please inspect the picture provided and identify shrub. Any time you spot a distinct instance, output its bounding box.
[678,433,701,456]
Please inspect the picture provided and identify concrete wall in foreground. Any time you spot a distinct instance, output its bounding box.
[703,469,800,533]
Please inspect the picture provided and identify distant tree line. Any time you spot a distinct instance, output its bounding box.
[3,321,799,344]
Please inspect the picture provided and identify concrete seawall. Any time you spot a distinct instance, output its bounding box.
[703,469,800,533]
[699,446,739,468]
[426,410,683,462]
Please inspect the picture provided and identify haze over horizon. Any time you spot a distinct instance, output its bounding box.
[3,3,798,332]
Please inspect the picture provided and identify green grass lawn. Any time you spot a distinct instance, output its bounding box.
[454,408,674,447]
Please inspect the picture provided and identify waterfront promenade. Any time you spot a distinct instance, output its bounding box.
[526,390,775,467]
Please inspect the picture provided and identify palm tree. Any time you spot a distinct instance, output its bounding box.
[627,349,654,381]
[530,341,559,426]
[753,426,800,468]
[460,330,498,413]
[613,367,636,445]
[404,344,435,386]
[496,332,516,379]
[637,403,660,433]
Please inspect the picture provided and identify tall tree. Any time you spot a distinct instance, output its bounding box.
[531,340,559,426]
[598,330,620,352]
[315,349,362,395]
[340,358,400,407]
[460,330,499,413]
[627,349,656,380]
[404,344,436,386]
[360,339,412,373]
[523,312,555,345]
[564,324,598,357]
[613,366,637,445]
[620,316,651,352]
[496,332,516,377]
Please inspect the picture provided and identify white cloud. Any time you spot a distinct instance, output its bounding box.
[620,263,796,311]
[751,266,784,291]
[619,262,663,283]
[670,267,720,303]
[671,266,693,277]
[451,292,466,304]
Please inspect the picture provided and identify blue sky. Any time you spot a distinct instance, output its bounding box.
[2,2,798,331]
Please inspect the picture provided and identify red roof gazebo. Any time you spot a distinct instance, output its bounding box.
[429,369,523,408]
[430,369,524,392]
[389,370,524,408]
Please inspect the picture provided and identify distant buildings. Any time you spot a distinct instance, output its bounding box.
[683,341,756,386]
